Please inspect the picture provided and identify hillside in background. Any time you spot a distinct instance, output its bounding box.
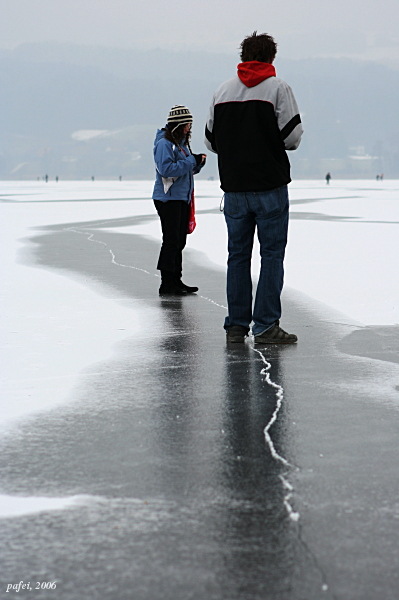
[1,43,398,180]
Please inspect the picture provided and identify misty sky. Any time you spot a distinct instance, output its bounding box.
[2,0,399,66]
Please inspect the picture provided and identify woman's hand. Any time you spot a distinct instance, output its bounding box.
[194,154,207,167]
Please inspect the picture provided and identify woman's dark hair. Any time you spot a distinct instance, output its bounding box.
[240,31,277,63]
[164,124,192,150]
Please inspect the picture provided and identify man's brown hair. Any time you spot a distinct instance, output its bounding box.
[240,31,277,63]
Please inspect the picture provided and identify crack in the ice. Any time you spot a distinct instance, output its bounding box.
[66,227,159,278]
[295,521,337,599]
[198,295,227,310]
[252,347,300,522]
[252,346,336,597]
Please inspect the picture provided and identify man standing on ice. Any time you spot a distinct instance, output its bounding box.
[205,31,303,344]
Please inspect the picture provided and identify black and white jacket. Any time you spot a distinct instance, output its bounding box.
[205,61,303,192]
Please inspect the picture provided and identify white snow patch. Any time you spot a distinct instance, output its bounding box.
[0,185,159,430]
[0,494,97,518]
[100,179,399,327]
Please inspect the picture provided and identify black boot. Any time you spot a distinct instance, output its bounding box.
[159,271,187,296]
[177,280,199,294]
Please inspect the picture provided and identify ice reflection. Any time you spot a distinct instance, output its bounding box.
[150,297,204,497]
[144,295,301,596]
[199,345,296,596]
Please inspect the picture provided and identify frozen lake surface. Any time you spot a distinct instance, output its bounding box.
[2,179,398,427]
[1,179,399,599]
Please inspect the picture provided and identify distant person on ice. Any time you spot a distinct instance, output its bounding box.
[325,172,331,184]
[153,105,206,296]
[205,32,303,344]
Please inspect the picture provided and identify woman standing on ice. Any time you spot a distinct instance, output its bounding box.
[153,105,206,296]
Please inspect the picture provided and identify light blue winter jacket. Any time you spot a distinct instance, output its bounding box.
[152,128,203,203]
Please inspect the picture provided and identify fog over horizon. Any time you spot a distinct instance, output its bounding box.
[1,0,399,180]
[2,0,399,65]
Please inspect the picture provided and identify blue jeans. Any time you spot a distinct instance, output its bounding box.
[223,187,289,336]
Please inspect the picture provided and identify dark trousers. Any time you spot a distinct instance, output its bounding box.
[154,200,189,279]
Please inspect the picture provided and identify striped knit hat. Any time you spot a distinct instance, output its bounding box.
[167,105,193,131]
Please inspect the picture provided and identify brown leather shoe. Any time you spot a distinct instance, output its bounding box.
[226,325,249,343]
[254,322,297,344]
